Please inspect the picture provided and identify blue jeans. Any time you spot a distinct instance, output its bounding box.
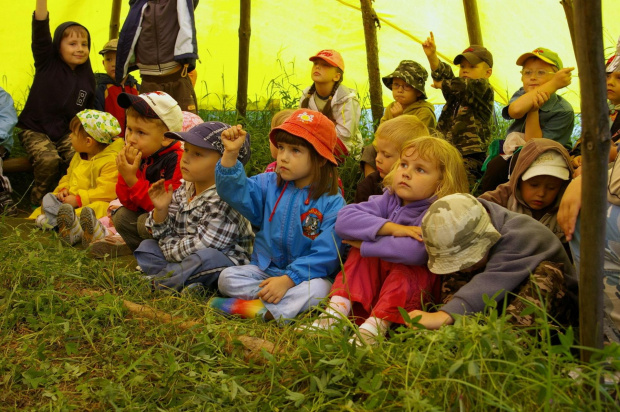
[218,264,332,323]
[570,205,620,332]
[134,239,235,291]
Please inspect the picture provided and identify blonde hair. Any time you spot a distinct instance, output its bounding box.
[373,115,429,149]
[270,109,296,130]
[383,136,469,199]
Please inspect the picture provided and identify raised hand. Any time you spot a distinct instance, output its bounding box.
[551,67,574,90]
[422,31,437,58]
[148,179,174,211]
[220,125,247,167]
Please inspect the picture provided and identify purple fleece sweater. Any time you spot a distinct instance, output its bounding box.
[335,192,433,265]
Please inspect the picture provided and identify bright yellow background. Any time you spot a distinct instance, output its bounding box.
[2,1,619,112]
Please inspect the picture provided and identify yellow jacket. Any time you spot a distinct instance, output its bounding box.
[30,139,124,219]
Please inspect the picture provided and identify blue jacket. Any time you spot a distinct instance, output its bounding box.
[216,161,346,285]
[0,87,17,155]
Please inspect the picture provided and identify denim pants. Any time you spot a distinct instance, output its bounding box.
[134,239,235,291]
[570,205,620,333]
[218,264,332,323]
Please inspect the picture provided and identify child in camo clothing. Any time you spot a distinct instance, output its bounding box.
[412,194,578,330]
[422,32,494,189]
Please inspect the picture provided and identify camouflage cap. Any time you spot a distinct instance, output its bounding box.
[453,45,493,68]
[382,60,429,99]
[422,194,501,274]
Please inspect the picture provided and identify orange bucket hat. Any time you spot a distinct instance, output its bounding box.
[269,109,338,165]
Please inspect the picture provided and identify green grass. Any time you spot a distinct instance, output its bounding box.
[0,220,618,410]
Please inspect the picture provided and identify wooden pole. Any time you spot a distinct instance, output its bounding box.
[236,0,251,119]
[462,0,483,46]
[560,0,577,56]
[573,0,609,362]
[109,0,123,40]
[360,0,383,131]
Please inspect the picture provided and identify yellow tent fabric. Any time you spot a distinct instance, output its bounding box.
[2,1,619,112]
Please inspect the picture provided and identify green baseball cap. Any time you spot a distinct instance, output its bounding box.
[516,47,563,69]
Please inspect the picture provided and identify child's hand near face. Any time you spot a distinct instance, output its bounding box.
[117,146,142,187]
[124,145,140,165]
[258,275,295,304]
[221,125,247,167]
[390,101,404,117]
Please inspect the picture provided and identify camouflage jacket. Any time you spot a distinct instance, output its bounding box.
[432,61,494,156]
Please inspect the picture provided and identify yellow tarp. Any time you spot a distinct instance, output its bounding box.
[2,1,620,112]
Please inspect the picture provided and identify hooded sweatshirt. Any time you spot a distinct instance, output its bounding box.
[479,139,573,242]
[17,17,95,141]
[441,198,578,317]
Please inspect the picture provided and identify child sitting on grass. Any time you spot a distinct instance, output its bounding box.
[355,115,429,203]
[300,49,362,161]
[410,193,578,330]
[479,139,573,245]
[307,137,468,345]
[360,60,436,177]
[17,0,96,206]
[109,91,184,252]
[30,110,121,246]
[210,109,346,323]
[133,122,254,292]
[480,47,574,192]
[422,32,494,189]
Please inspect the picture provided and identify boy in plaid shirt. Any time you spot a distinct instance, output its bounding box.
[134,122,254,292]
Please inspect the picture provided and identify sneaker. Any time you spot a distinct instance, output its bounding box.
[35,214,54,230]
[0,191,16,216]
[88,236,133,259]
[57,204,82,245]
[79,207,107,248]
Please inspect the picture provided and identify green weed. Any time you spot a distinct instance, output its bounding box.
[0,221,618,410]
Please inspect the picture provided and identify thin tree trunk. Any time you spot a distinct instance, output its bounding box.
[236,0,251,119]
[560,0,577,56]
[360,0,383,131]
[462,0,483,46]
[573,0,608,362]
[109,0,123,40]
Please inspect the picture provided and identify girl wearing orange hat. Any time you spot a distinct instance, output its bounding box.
[210,109,346,323]
[300,49,363,162]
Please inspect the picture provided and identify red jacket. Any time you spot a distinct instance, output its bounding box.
[116,141,183,212]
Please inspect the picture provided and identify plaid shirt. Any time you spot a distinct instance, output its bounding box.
[146,182,254,264]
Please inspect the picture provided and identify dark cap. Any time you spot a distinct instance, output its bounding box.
[453,45,493,68]
[165,122,252,165]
